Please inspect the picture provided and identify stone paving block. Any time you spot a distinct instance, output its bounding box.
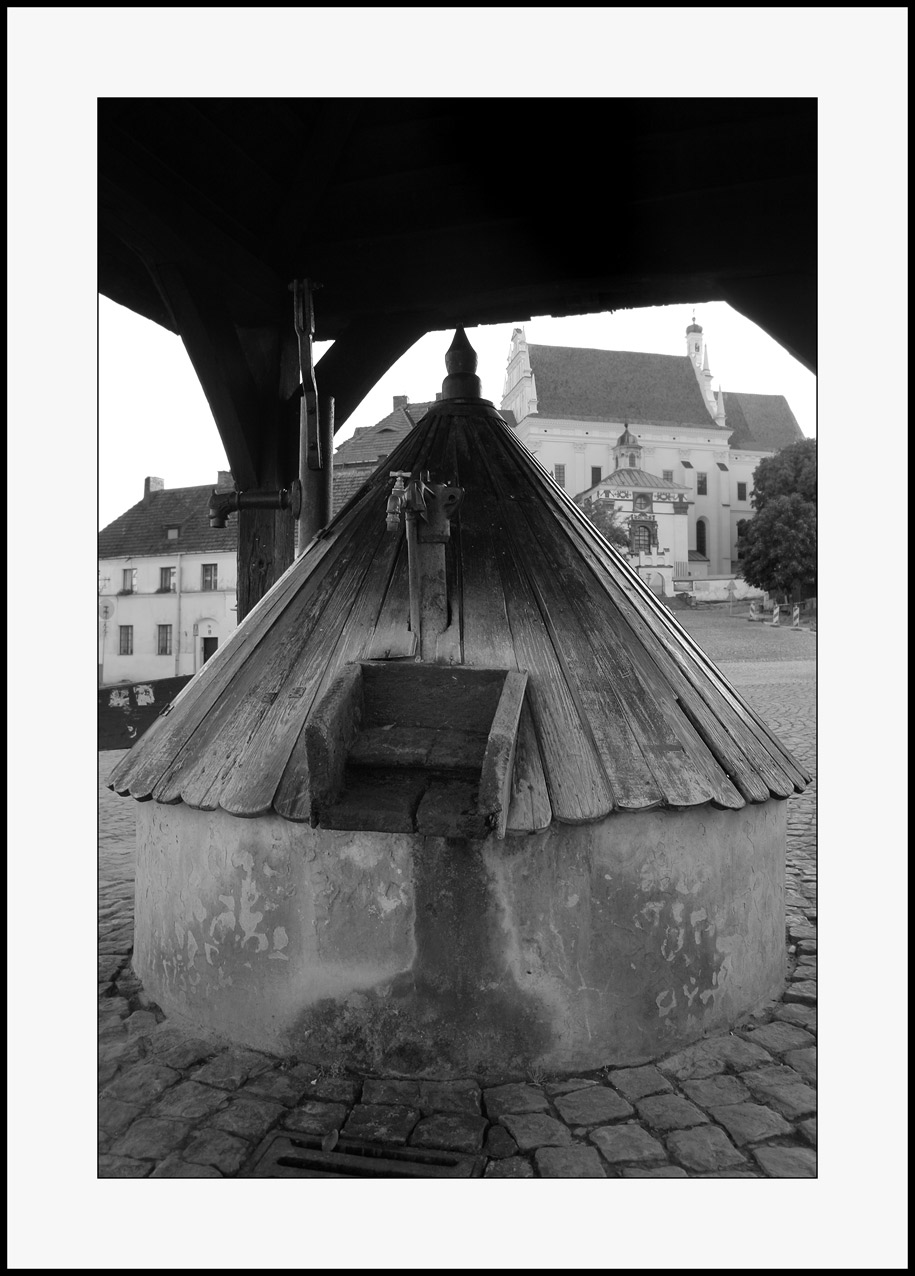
[182,1128,251,1174]
[342,1104,420,1145]
[207,1099,285,1142]
[150,1156,224,1178]
[742,1067,816,1119]
[152,1081,230,1122]
[709,1103,793,1146]
[98,996,130,1020]
[98,1155,152,1178]
[98,1037,145,1071]
[659,1036,773,1081]
[787,924,816,942]
[125,1010,159,1039]
[622,1166,689,1178]
[797,939,817,955]
[155,1038,220,1072]
[681,1075,751,1109]
[773,1004,817,1033]
[665,1126,747,1174]
[98,1132,114,1155]
[409,1113,488,1154]
[741,1021,816,1054]
[799,1117,817,1146]
[111,1117,192,1161]
[499,1113,572,1151]
[193,1050,273,1091]
[796,955,817,970]
[484,1157,533,1177]
[553,1086,633,1126]
[418,1079,481,1116]
[696,1170,761,1178]
[484,1125,518,1159]
[784,981,817,1005]
[789,965,816,983]
[535,1146,606,1178]
[605,1062,673,1102]
[240,1067,314,1107]
[101,1060,182,1106]
[362,1078,421,1106]
[783,1047,816,1085]
[98,1061,120,1089]
[304,1076,361,1105]
[99,1098,145,1135]
[636,1095,709,1132]
[144,1025,199,1057]
[589,1123,667,1166]
[545,1078,599,1096]
[483,1082,550,1120]
[282,1101,348,1136]
[752,1145,817,1178]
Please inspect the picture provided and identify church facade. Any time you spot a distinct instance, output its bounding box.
[500,322,804,595]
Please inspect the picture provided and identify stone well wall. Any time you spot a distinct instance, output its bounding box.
[134,800,786,1077]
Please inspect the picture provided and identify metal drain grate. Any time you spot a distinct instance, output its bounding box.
[248,1132,485,1178]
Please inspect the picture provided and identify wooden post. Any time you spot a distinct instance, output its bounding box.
[298,393,334,552]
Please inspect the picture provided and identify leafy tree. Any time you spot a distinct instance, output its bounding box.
[741,493,816,600]
[583,498,630,550]
[751,438,816,512]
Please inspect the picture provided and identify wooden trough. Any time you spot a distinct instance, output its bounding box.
[109,331,809,1076]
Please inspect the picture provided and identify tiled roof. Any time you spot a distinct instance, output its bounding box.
[723,391,805,451]
[334,402,434,466]
[688,550,709,562]
[601,469,687,491]
[99,485,237,557]
[525,345,724,429]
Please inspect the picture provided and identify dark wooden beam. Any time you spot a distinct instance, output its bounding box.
[272,101,362,263]
[314,313,432,432]
[718,275,817,374]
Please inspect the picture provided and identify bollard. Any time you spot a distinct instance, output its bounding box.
[747,601,759,623]
[769,604,780,627]
[791,604,801,630]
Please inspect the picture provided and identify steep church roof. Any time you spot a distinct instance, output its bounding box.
[723,391,805,451]
[99,484,237,557]
[526,345,726,429]
[109,332,808,832]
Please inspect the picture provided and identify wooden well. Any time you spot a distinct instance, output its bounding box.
[110,331,809,1077]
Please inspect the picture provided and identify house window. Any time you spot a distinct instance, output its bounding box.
[632,525,652,553]
[167,527,179,540]
[119,625,133,655]
[737,482,747,501]
[696,520,708,557]
[591,466,602,487]
[157,624,172,656]
[697,472,708,495]
[201,563,218,591]
[663,470,673,483]
[553,464,566,488]
[121,568,136,594]
[159,566,176,592]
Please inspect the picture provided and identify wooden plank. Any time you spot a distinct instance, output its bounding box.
[151,512,385,809]
[459,428,612,823]
[108,486,380,799]
[364,537,417,660]
[304,665,364,814]
[478,671,528,839]
[360,663,504,733]
[506,702,552,833]
[500,467,743,811]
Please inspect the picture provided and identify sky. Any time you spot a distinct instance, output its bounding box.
[99,296,816,529]
[8,6,908,1272]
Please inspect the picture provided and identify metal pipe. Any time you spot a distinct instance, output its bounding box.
[405,509,422,646]
[298,394,334,551]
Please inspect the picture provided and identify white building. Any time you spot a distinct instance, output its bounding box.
[501,321,805,595]
[98,474,238,685]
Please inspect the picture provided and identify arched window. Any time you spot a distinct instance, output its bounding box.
[696,519,707,557]
[615,456,620,469]
[634,525,652,553]
[629,453,637,468]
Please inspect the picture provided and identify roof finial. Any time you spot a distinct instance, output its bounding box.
[441,327,483,399]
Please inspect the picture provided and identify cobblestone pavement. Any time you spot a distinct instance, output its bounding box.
[98,609,816,1179]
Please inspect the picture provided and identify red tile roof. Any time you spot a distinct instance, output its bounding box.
[723,391,805,451]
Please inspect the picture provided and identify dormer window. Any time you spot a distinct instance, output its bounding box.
[167,527,179,540]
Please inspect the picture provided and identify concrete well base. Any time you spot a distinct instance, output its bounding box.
[134,800,786,1077]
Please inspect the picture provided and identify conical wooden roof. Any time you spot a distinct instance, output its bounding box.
[109,334,809,832]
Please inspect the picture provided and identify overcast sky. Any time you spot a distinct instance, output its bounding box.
[99,295,816,529]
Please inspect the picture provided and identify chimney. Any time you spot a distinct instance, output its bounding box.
[435,392,443,401]
[393,395,409,410]
[144,476,164,500]
[216,470,234,490]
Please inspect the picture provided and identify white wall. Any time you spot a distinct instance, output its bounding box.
[98,551,237,684]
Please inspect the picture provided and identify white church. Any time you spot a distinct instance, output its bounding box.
[499,321,805,599]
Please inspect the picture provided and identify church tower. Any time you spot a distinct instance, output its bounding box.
[686,318,721,420]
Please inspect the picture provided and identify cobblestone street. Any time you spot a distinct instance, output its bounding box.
[98,607,817,1179]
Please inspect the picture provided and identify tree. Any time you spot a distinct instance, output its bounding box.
[582,498,630,550]
[741,439,816,599]
[751,437,816,512]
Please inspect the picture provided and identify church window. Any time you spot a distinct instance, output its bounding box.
[591,466,602,487]
[633,525,652,553]
[696,472,708,495]
[629,453,637,468]
[696,520,708,557]
[553,464,566,488]
[737,482,747,501]
[634,494,652,512]
[663,470,673,482]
